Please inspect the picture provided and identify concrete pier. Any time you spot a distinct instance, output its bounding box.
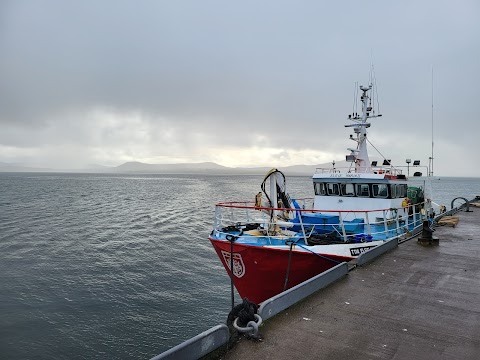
[220,208,480,360]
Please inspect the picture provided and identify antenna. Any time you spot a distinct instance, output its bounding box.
[430,67,434,177]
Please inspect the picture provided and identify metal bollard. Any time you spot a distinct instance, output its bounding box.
[417,220,439,245]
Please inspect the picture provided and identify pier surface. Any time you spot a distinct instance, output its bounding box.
[221,209,480,360]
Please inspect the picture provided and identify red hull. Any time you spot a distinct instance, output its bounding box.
[209,238,351,304]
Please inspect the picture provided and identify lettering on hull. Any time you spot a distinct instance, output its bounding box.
[350,246,376,256]
[329,173,362,178]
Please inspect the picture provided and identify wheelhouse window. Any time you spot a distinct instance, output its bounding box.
[390,184,397,198]
[396,184,407,198]
[340,183,355,197]
[314,181,399,199]
[355,184,370,198]
[326,183,339,196]
[314,182,326,195]
[372,184,388,198]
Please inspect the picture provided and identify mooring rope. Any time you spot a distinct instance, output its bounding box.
[283,240,294,291]
[226,230,243,310]
[295,242,342,264]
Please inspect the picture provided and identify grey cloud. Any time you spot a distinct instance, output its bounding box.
[0,0,479,174]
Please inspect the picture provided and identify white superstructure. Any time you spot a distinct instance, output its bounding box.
[311,84,410,223]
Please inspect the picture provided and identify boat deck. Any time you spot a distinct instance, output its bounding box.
[219,208,480,360]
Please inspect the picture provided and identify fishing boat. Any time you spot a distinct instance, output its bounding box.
[209,82,437,304]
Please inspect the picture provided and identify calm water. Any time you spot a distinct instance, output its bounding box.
[1,173,479,359]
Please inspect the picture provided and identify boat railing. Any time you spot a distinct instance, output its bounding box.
[315,166,404,176]
[213,199,439,244]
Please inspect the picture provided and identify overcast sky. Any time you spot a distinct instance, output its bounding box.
[1,0,479,176]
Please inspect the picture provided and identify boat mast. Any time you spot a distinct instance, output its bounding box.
[346,84,380,173]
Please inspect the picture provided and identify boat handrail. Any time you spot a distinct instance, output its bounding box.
[214,200,436,215]
[315,166,404,176]
[212,201,432,243]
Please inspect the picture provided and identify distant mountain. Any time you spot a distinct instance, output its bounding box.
[112,161,230,173]
[85,164,112,170]
[0,160,352,176]
[111,161,330,175]
[0,162,54,172]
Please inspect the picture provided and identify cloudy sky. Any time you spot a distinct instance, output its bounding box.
[1,0,479,176]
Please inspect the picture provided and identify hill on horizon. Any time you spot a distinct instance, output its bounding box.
[111,161,321,175]
[0,160,357,176]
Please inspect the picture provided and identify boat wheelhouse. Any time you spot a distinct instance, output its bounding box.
[309,171,409,224]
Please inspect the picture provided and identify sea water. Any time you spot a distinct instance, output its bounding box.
[1,173,479,359]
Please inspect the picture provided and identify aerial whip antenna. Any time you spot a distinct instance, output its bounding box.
[430,67,434,177]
